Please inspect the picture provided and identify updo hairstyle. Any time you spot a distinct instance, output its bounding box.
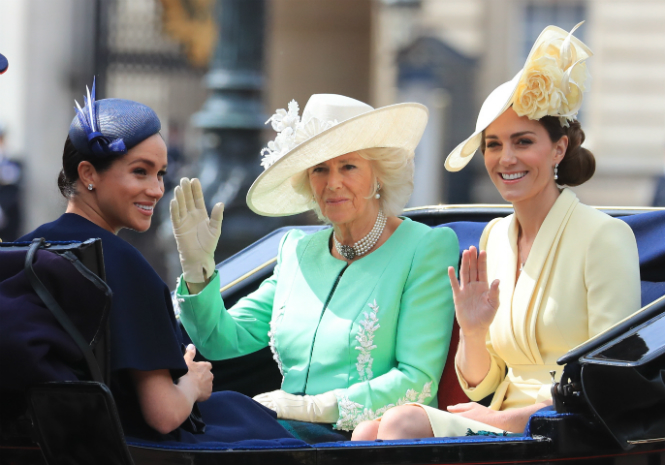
[57,136,124,198]
[537,116,595,187]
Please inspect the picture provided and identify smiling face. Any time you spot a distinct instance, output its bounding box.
[483,108,567,205]
[88,134,167,233]
[308,152,378,226]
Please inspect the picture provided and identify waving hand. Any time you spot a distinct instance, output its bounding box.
[170,178,224,284]
[448,246,500,339]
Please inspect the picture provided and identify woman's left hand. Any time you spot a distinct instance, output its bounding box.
[448,400,552,433]
[253,390,339,423]
[447,402,504,429]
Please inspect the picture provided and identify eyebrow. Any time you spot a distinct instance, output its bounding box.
[128,158,168,169]
[485,131,536,140]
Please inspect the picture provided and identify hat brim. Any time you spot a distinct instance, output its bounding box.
[444,73,521,172]
[444,24,593,172]
[247,102,429,217]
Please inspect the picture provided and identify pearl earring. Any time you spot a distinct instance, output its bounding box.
[88,184,94,191]
[554,164,559,181]
[375,182,381,200]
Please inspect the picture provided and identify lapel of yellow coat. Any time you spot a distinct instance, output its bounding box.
[490,189,579,365]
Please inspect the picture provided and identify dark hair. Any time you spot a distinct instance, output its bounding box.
[57,136,124,198]
[480,115,596,187]
[537,116,595,187]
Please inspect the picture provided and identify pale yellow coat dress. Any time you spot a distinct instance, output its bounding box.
[417,189,641,436]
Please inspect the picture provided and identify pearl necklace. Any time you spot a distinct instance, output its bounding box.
[333,210,387,260]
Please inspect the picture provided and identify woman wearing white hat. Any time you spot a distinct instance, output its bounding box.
[170,94,459,433]
[352,23,641,440]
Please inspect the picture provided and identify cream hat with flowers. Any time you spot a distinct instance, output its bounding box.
[246,94,428,216]
[445,22,593,172]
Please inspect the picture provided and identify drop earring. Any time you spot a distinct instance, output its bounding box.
[553,164,559,181]
[88,183,94,191]
[375,182,381,200]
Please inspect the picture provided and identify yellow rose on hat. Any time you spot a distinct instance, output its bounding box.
[513,54,566,120]
[512,23,591,125]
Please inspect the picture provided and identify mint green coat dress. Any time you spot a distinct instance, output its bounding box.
[176,218,458,431]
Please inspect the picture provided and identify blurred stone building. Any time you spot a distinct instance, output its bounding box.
[270,0,665,207]
[0,0,663,280]
[368,0,665,207]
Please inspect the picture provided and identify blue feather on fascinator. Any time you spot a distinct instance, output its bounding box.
[73,78,127,156]
[69,78,161,157]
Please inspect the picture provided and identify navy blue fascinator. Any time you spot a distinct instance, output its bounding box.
[0,53,8,74]
[69,79,161,158]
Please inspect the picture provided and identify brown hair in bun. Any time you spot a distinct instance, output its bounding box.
[537,116,595,187]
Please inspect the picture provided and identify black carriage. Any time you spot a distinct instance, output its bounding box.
[2,204,665,465]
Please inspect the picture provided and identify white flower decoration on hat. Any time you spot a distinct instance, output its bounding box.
[260,126,295,169]
[260,100,339,170]
[268,99,300,132]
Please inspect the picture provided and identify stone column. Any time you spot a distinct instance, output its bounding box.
[191,0,279,259]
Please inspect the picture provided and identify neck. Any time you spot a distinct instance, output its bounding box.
[66,196,119,235]
[512,183,561,242]
[332,206,380,245]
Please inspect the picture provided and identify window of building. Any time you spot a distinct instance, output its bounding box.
[523,1,587,61]
[522,1,587,121]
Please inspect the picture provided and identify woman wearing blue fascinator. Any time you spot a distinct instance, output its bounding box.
[19,81,300,445]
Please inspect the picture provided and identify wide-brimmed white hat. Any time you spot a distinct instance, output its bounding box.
[246,94,428,216]
[445,22,593,172]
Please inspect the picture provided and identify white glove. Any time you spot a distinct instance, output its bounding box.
[253,390,339,423]
[170,177,224,284]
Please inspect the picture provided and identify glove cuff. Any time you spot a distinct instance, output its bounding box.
[181,255,216,284]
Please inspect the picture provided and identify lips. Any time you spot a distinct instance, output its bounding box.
[325,198,348,204]
[135,203,154,215]
[500,171,527,181]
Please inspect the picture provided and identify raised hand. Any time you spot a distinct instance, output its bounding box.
[447,246,500,339]
[170,177,224,284]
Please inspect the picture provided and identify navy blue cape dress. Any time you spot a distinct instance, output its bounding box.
[20,213,302,447]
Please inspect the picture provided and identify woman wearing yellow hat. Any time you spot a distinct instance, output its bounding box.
[352,23,641,440]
